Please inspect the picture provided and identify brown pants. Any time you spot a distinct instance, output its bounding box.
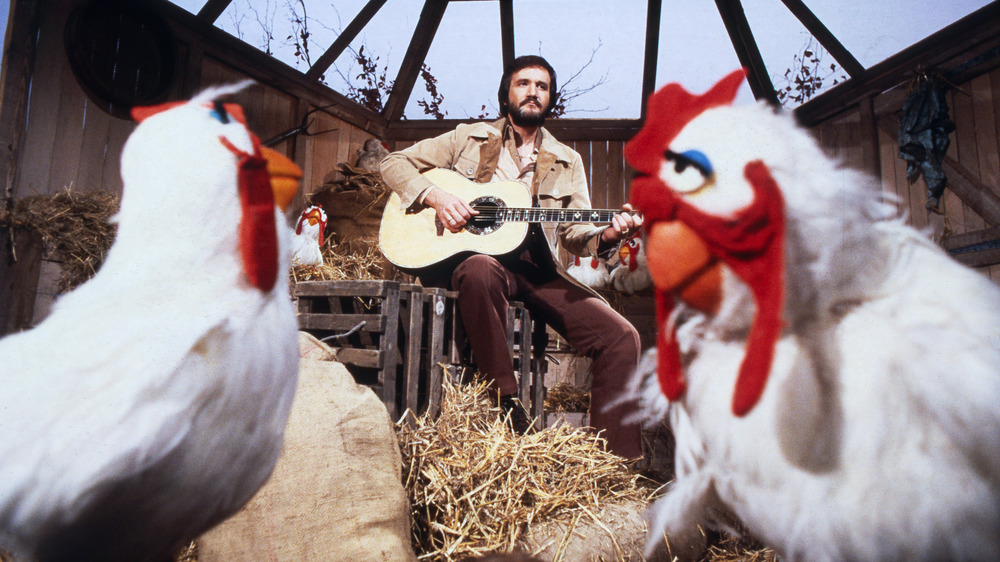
[451,253,643,458]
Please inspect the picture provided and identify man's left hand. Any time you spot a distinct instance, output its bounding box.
[601,203,643,244]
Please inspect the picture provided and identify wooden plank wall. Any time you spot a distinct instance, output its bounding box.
[197,57,384,202]
[810,66,1000,282]
[14,6,132,201]
[6,0,383,326]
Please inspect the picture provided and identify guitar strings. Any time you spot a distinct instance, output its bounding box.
[469,206,621,222]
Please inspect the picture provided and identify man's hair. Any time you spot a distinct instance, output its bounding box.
[497,55,559,118]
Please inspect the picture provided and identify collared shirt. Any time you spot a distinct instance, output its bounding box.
[494,123,539,190]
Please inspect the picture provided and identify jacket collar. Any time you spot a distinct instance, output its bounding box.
[473,118,573,164]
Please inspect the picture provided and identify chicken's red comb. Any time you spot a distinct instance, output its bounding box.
[624,69,746,176]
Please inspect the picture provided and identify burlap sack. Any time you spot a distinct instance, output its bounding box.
[308,163,389,246]
[517,498,661,561]
[197,333,415,561]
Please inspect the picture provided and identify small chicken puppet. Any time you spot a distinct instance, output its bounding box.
[624,69,1000,561]
[609,230,652,294]
[291,204,327,266]
[566,254,611,289]
[0,82,304,562]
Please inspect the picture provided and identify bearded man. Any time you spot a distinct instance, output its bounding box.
[379,55,642,458]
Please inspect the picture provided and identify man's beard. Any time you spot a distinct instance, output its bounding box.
[508,100,547,126]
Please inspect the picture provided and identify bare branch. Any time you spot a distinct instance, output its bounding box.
[543,40,610,117]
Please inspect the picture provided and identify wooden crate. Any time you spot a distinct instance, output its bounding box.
[295,280,403,416]
[294,280,459,419]
[399,284,456,418]
[508,302,546,420]
[452,300,547,420]
[295,279,546,421]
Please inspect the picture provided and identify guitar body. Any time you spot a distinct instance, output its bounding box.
[379,168,532,270]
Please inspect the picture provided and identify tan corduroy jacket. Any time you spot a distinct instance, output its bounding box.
[379,118,609,283]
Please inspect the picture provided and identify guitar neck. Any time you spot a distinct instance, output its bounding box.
[474,207,623,224]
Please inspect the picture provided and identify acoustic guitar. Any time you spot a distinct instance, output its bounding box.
[379,168,626,270]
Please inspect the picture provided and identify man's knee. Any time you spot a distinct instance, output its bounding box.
[452,254,507,293]
[603,312,642,363]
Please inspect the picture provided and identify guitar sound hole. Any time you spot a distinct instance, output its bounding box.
[466,196,506,235]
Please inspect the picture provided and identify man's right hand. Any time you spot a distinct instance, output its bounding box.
[424,186,478,233]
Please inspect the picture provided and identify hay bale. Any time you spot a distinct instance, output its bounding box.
[197,333,415,562]
[0,189,119,292]
[308,163,389,245]
[398,379,659,561]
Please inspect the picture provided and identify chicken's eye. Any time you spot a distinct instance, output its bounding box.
[210,100,230,124]
[659,149,714,194]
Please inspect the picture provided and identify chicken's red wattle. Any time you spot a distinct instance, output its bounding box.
[625,68,787,416]
[220,136,280,293]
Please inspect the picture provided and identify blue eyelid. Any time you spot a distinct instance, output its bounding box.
[210,101,229,124]
[679,150,713,176]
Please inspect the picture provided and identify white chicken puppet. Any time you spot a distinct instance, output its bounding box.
[624,69,1000,561]
[566,254,611,289]
[609,230,652,294]
[0,83,304,562]
[291,204,327,266]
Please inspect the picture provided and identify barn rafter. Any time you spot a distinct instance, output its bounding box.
[138,1,1000,129]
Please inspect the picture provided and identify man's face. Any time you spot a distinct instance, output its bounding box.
[507,65,552,126]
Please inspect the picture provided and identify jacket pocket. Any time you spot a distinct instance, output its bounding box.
[454,154,480,179]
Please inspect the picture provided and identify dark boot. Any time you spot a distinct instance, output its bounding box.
[499,394,533,435]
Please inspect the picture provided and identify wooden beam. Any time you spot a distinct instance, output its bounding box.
[943,224,1000,251]
[796,2,1000,126]
[151,0,389,135]
[951,247,1000,268]
[640,0,662,119]
[0,0,41,203]
[499,0,514,69]
[305,0,387,81]
[196,0,232,24]
[880,114,1000,226]
[382,1,449,123]
[714,0,778,105]
[779,0,864,77]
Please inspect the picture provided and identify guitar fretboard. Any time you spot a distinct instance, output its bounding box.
[472,207,622,224]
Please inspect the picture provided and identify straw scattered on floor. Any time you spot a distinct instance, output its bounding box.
[397,378,654,561]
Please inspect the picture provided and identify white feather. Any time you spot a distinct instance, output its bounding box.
[566,255,611,289]
[0,85,299,561]
[639,100,1000,560]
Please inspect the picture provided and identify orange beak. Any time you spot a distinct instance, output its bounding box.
[259,146,302,212]
[645,221,723,315]
[618,244,631,263]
